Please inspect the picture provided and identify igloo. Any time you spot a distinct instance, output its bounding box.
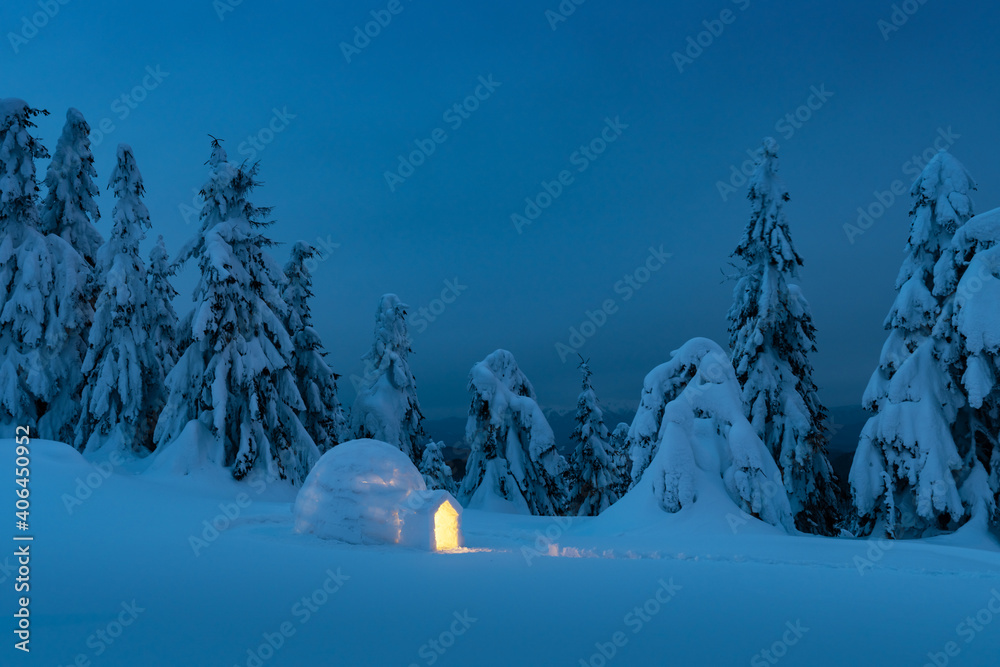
[294,439,464,551]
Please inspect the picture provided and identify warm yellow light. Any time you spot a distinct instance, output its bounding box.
[433,503,460,551]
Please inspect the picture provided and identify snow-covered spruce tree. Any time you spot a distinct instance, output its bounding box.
[419,440,457,494]
[0,99,91,439]
[76,144,160,455]
[929,206,1000,526]
[0,100,50,430]
[144,235,179,450]
[568,358,622,516]
[351,294,425,464]
[850,150,977,538]
[727,137,840,535]
[36,108,105,442]
[609,422,632,496]
[458,350,569,515]
[154,140,318,483]
[624,338,794,530]
[40,108,103,266]
[283,241,347,453]
[147,235,179,377]
[862,150,976,408]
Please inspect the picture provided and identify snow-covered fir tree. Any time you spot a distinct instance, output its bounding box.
[40,108,103,266]
[624,338,794,530]
[147,235,179,377]
[144,235,179,450]
[0,99,91,439]
[609,422,632,495]
[850,150,977,537]
[458,349,568,515]
[283,241,347,453]
[32,108,104,442]
[568,358,622,516]
[351,294,425,463]
[76,144,158,454]
[154,140,318,483]
[862,150,976,408]
[419,440,457,495]
[932,207,1000,527]
[727,137,841,535]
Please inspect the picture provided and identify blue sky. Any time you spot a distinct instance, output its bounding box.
[3,0,999,418]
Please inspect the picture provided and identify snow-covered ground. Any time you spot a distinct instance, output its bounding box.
[15,438,1000,666]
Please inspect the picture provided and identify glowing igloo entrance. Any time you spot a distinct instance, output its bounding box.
[433,499,460,551]
[294,439,464,551]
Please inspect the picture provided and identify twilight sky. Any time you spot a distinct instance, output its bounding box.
[3,0,999,419]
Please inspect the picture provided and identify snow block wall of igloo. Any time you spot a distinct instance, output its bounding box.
[294,439,464,550]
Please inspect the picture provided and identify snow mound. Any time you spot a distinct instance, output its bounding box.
[145,421,224,477]
[294,439,464,549]
[14,438,92,474]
